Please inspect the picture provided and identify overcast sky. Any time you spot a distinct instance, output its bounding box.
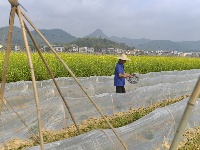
[1,0,200,42]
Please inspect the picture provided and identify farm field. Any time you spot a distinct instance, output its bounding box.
[0,53,200,149]
[0,52,199,82]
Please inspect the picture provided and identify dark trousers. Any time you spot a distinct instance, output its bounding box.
[116,86,126,93]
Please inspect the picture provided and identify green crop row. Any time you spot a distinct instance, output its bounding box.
[0,52,199,82]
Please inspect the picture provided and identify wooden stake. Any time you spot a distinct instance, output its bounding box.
[0,5,16,113]
[16,7,44,150]
[169,77,200,150]
[21,12,128,150]
[24,23,80,133]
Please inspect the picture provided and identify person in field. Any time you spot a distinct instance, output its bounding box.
[114,54,132,93]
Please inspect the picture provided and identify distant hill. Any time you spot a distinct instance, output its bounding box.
[0,26,77,46]
[135,40,181,51]
[0,26,25,46]
[109,36,151,47]
[70,37,133,51]
[0,26,200,52]
[85,29,109,38]
[84,29,200,52]
[34,29,77,45]
[177,41,200,52]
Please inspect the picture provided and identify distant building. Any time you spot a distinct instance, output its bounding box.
[14,45,21,51]
[126,50,131,55]
[41,46,48,52]
[178,52,192,57]
[173,51,178,55]
[79,47,87,53]
[53,45,65,52]
[87,47,94,53]
[183,52,192,57]
[72,46,79,52]
[115,48,122,54]
[107,48,115,54]
[77,47,95,53]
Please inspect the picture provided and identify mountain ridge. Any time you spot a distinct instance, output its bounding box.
[0,26,199,52]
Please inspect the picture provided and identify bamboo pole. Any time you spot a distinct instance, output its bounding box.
[24,23,80,133]
[21,12,128,150]
[0,5,16,113]
[169,77,200,150]
[16,7,44,150]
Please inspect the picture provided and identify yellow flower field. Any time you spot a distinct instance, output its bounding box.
[0,52,199,82]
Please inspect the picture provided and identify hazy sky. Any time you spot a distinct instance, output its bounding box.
[1,0,200,42]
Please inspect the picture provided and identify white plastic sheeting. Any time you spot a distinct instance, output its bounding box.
[0,69,199,149]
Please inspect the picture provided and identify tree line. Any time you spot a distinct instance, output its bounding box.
[66,37,135,51]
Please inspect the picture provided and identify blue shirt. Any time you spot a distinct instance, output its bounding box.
[114,62,125,86]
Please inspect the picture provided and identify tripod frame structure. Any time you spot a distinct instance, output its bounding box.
[0,1,129,150]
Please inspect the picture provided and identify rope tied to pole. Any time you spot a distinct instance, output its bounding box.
[9,0,27,12]
[11,2,19,7]
[8,0,19,7]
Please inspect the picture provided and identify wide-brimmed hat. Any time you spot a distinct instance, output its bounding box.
[117,54,130,61]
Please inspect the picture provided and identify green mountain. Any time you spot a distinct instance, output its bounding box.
[70,37,134,51]
[0,26,77,46]
[135,40,200,52]
[33,29,77,45]
[85,29,108,38]
[1,26,200,52]
[177,41,200,52]
[85,29,200,52]
[110,36,151,47]
[135,40,181,51]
